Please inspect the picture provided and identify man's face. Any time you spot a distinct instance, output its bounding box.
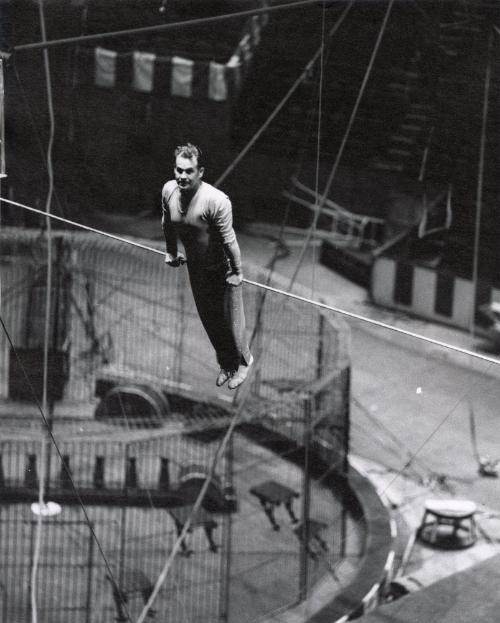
[174,155,204,193]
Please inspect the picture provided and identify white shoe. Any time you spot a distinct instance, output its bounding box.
[228,354,254,390]
[216,369,232,387]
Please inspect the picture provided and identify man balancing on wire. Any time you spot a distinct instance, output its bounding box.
[161,143,253,389]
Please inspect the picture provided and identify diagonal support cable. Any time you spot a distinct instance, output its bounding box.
[2,195,500,369]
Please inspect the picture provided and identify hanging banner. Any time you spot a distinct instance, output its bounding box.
[94,47,117,88]
[170,56,193,98]
[79,1,269,102]
[0,58,5,178]
[132,51,156,93]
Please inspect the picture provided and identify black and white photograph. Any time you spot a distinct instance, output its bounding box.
[1,1,500,622]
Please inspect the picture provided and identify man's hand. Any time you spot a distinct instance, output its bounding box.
[225,271,243,287]
[165,252,186,267]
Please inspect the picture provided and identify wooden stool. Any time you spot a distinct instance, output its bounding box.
[249,480,299,531]
[167,505,219,556]
[107,568,156,621]
[417,499,478,549]
[294,519,329,560]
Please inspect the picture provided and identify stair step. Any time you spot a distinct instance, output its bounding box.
[371,160,405,172]
[388,148,412,157]
[387,82,418,93]
[452,10,484,21]
[406,112,428,121]
[391,135,416,145]
[393,69,420,79]
[440,34,464,43]
[388,82,408,90]
[439,46,459,57]
[401,123,424,132]
[410,102,433,110]
[451,24,482,33]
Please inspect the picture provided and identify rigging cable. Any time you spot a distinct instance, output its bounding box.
[470,30,493,338]
[215,1,354,187]
[287,0,395,293]
[12,0,350,54]
[311,1,326,298]
[2,8,500,616]
[12,60,68,219]
[31,1,55,620]
[0,315,132,622]
[2,195,500,369]
[234,3,350,357]
[137,10,347,606]
[135,6,478,612]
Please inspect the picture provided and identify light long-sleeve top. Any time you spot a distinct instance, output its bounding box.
[161,180,241,272]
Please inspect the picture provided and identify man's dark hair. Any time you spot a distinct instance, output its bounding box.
[175,143,204,168]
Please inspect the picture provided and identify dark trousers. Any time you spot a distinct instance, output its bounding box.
[188,265,251,372]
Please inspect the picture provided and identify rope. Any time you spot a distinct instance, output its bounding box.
[137,4,484,602]
[12,0,343,53]
[4,223,497,619]
[31,1,55,619]
[137,10,341,601]
[136,372,256,622]
[12,60,67,219]
[311,2,327,299]
[470,30,493,338]
[2,195,500,369]
[138,189,335,618]
[4,14,500,596]
[0,314,132,621]
[286,0,395,293]
[214,1,354,187]
[245,0,347,352]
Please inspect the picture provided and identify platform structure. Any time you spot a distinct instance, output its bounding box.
[0,425,362,623]
[0,228,358,622]
[417,499,478,549]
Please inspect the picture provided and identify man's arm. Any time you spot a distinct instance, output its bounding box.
[215,197,243,285]
[224,238,243,285]
[162,192,185,266]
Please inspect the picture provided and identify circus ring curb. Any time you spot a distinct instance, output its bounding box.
[236,423,396,623]
[91,376,397,623]
[327,461,397,623]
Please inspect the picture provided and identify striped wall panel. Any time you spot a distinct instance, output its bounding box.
[370,257,497,331]
[412,267,437,317]
[452,278,474,328]
[371,258,395,306]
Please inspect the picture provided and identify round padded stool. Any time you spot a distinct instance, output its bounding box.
[417,499,477,549]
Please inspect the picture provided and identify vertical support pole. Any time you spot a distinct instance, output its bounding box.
[251,270,267,395]
[118,444,128,597]
[119,504,127,598]
[316,313,324,381]
[125,457,138,489]
[59,454,72,489]
[176,269,186,384]
[85,521,94,623]
[0,57,5,178]
[28,517,37,617]
[25,454,39,489]
[299,395,312,602]
[0,57,5,226]
[158,457,170,491]
[218,429,234,622]
[340,367,351,558]
[315,313,325,414]
[93,456,105,489]
[44,404,53,497]
[470,31,493,337]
